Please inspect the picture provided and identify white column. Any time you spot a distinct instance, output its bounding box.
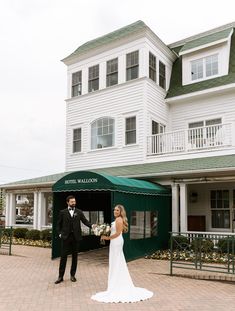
[33,191,38,229]
[180,183,188,232]
[5,193,10,227]
[171,184,179,233]
[37,192,46,230]
[9,193,16,226]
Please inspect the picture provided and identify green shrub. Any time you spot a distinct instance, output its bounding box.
[191,238,214,252]
[2,228,13,237]
[13,228,29,239]
[217,238,235,253]
[26,229,41,241]
[40,229,52,241]
[170,235,190,250]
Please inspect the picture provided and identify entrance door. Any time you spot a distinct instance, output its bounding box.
[77,191,112,251]
[52,191,112,259]
[188,215,206,231]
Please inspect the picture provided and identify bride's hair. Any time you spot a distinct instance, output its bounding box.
[115,204,128,233]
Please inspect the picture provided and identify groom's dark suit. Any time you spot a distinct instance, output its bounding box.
[57,207,92,279]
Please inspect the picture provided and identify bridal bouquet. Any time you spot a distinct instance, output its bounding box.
[93,223,111,244]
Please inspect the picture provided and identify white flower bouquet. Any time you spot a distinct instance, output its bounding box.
[93,223,111,244]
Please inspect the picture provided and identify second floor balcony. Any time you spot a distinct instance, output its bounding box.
[147,123,235,156]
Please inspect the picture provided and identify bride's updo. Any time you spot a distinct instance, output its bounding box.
[115,204,128,233]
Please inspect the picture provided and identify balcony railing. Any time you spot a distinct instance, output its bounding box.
[147,123,234,155]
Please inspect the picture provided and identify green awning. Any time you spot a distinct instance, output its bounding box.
[52,171,170,196]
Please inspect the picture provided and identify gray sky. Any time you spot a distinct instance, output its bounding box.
[1,0,235,184]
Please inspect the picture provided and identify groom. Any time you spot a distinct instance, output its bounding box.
[55,195,95,284]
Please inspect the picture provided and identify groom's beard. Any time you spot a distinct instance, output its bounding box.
[69,204,76,208]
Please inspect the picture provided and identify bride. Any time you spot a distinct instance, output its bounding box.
[91,204,153,303]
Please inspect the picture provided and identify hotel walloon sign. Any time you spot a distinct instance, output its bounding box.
[64,178,98,185]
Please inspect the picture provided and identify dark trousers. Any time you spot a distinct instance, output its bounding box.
[59,233,79,278]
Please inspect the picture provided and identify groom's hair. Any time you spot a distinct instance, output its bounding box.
[66,195,75,203]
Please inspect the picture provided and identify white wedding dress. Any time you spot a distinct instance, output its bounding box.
[91,221,153,303]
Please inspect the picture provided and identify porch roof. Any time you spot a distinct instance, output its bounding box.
[1,154,235,189]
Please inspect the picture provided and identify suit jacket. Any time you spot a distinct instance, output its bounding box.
[57,208,92,241]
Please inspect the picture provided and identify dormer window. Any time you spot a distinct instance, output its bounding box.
[191,54,218,81]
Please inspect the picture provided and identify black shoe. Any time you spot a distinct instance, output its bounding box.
[70,276,77,282]
[55,277,63,284]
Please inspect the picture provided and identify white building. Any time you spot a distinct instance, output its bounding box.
[2,20,235,233]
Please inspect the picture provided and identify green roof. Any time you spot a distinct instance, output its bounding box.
[2,155,235,188]
[62,20,147,62]
[179,28,232,54]
[167,30,235,98]
[52,171,169,195]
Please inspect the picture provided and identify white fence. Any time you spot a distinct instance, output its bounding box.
[147,123,234,155]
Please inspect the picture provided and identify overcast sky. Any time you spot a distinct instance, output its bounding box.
[0,0,235,184]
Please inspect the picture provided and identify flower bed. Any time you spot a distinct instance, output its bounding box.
[145,249,232,264]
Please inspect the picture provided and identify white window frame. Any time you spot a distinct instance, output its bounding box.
[149,52,156,82]
[159,60,166,89]
[88,64,99,92]
[125,115,137,146]
[90,117,115,150]
[72,127,82,153]
[190,53,219,82]
[106,58,118,87]
[71,71,82,97]
[126,50,139,81]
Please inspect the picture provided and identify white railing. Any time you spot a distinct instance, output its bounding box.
[147,123,234,155]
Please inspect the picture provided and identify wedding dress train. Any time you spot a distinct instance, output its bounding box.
[91,221,153,303]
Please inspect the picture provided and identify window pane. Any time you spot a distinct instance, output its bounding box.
[107,58,118,87]
[126,131,136,145]
[149,52,156,82]
[206,54,218,77]
[130,211,144,239]
[152,121,159,135]
[211,190,230,228]
[205,118,222,126]
[145,211,158,238]
[88,65,99,92]
[159,61,166,89]
[73,128,81,152]
[81,212,90,235]
[72,71,82,97]
[126,51,139,81]
[91,118,114,149]
[191,59,203,80]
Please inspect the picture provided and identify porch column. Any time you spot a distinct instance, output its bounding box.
[179,183,188,232]
[5,193,10,227]
[33,191,38,229]
[9,193,16,226]
[171,184,179,233]
[37,192,46,230]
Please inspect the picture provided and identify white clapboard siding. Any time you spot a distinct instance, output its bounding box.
[146,79,170,135]
[66,79,146,171]
[169,92,235,132]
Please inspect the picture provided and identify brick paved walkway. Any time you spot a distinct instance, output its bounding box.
[0,245,235,311]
